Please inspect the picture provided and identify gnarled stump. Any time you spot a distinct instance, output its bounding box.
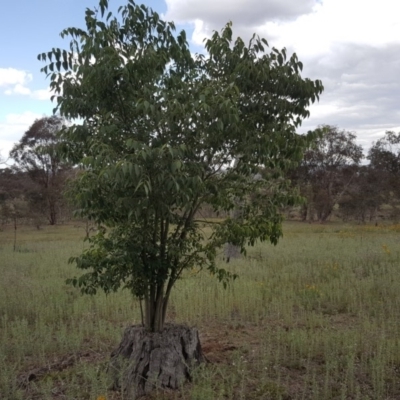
[108,324,205,399]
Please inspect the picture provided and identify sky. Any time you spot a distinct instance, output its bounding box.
[1,0,399,163]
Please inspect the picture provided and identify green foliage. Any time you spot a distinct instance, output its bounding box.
[292,125,363,222]
[368,131,400,206]
[39,0,323,331]
[9,116,71,225]
[369,131,400,175]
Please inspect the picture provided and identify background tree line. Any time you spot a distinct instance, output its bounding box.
[289,125,400,223]
[1,118,399,229]
[0,116,73,230]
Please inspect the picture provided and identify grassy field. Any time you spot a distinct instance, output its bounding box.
[1,221,400,399]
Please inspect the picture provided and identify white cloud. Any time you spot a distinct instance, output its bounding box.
[0,68,33,87]
[255,0,400,58]
[4,85,52,100]
[0,67,51,101]
[0,111,45,159]
[5,83,31,96]
[173,0,400,51]
[165,0,400,153]
[31,88,52,101]
[166,0,315,27]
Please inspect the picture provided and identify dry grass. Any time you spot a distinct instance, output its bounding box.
[1,221,400,399]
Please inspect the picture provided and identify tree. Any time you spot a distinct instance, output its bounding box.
[39,0,323,396]
[0,168,34,245]
[368,131,400,219]
[369,131,400,175]
[0,168,24,228]
[293,125,363,222]
[337,165,383,223]
[10,116,71,225]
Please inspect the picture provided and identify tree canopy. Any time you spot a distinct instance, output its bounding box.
[10,116,71,225]
[292,125,363,222]
[368,131,400,215]
[39,0,323,332]
[369,131,400,175]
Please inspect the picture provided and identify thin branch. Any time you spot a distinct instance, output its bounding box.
[192,219,223,225]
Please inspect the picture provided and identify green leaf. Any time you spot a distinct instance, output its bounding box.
[171,160,182,173]
[37,1,324,331]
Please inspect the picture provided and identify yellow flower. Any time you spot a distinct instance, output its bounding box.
[382,244,391,255]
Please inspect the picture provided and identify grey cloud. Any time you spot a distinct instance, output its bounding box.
[299,43,400,152]
[167,0,316,28]
[166,0,399,153]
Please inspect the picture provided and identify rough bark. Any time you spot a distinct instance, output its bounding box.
[108,324,205,399]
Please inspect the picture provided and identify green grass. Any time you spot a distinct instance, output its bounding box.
[1,221,400,399]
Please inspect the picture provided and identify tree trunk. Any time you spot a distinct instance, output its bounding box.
[307,198,314,223]
[48,198,57,225]
[224,158,242,261]
[108,324,206,399]
[224,202,242,261]
[144,281,171,332]
[13,214,17,251]
[300,203,308,221]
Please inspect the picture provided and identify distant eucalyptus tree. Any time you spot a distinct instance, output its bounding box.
[368,131,400,218]
[294,125,363,222]
[10,116,70,225]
